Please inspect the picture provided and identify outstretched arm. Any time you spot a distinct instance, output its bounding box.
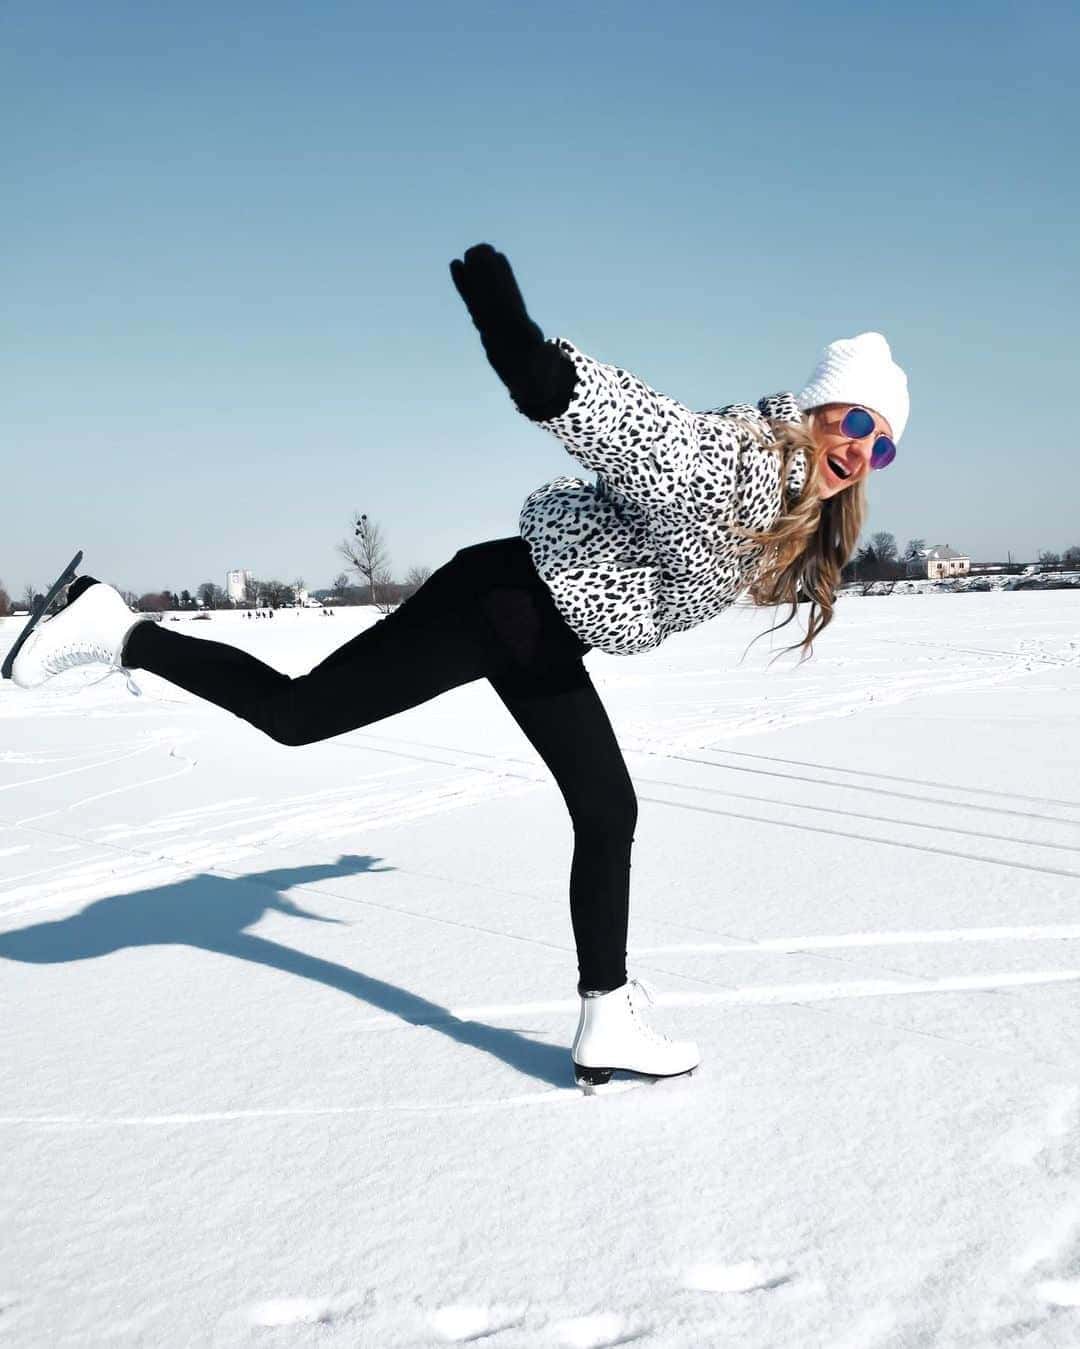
[450,243,708,513]
[449,243,577,421]
[535,339,706,512]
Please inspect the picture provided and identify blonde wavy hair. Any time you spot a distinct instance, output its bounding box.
[730,409,867,661]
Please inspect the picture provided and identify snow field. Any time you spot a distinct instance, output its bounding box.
[2,591,1080,1346]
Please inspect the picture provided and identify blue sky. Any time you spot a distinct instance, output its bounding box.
[4,0,1077,595]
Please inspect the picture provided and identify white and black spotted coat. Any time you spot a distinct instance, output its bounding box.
[518,339,810,657]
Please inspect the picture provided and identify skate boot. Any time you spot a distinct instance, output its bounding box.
[572,978,700,1092]
[10,579,145,689]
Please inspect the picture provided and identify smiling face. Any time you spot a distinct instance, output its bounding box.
[807,404,894,500]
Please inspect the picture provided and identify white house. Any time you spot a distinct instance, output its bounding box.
[907,545,971,580]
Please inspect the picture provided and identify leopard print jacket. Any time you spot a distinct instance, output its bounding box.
[518,339,810,657]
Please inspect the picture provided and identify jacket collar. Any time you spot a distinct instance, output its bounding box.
[760,393,809,498]
[757,391,804,426]
[755,393,811,500]
[712,391,804,428]
[710,393,811,501]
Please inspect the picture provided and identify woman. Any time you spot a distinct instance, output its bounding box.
[9,244,909,1090]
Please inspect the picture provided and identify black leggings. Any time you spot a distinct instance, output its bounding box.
[123,537,635,993]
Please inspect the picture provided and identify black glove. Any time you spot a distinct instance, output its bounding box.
[450,243,577,421]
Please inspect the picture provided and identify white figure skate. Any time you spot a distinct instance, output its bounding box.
[572,979,700,1092]
[10,580,144,689]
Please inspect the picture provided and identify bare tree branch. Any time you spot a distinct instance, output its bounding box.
[402,564,432,600]
[339,512,393,612]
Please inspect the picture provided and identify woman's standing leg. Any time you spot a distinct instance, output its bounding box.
[490,668,637,995]
[490,653,698,1084]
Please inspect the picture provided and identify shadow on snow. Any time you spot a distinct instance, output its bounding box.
[0,854,571,1087]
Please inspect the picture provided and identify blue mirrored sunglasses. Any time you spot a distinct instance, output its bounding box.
[841,406,896,470]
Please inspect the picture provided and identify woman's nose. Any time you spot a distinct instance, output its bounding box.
[846,441,873,476]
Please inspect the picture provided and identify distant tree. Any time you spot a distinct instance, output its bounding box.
[119,590,139,610]
[855,545,881,593]
[255,578,292,609]
[1038,550,1062,568]
[848,537,905,588]
[402,564,432,600]
[137,592,170,613]
[1063,546,1080,568]
[898,538,928,578]
[0,582,10,617]
[325,573,364,605]
[21,584,37,612]
[197,581,226,610]
[339,512,393,611]
[180,589,194,609]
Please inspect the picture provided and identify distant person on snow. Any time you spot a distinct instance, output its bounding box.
[8,244,909,1091]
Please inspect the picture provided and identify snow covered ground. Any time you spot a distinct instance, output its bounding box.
[2,590,1080,1347]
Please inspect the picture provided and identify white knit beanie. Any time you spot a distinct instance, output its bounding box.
[795,331,910,443]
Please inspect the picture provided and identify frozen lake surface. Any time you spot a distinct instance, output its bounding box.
[2,590,1080,1346]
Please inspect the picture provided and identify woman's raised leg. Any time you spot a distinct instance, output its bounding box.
[123,552,495,745]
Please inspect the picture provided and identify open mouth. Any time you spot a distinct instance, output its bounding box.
[826,455,851,481]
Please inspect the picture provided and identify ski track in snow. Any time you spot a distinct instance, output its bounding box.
[427,968,1080,1026]
[681,1259,793,1294]
[0,1088,585,1128]
[336,729,1080,889]
[426,1302,528,1342]
[634,925,1080,956]
[245,1294,364,1328]
[235,1300,655,1345]
[549,1311,648,1347]
[237,1270,796,1346]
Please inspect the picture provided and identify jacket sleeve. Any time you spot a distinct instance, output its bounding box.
[535,339,711,514]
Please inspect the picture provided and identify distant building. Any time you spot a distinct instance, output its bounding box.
[907,545,972,580]
[226,569,254,603]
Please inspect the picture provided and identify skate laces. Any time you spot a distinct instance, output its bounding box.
[51,651,143,698]
[83,665,144,697]
[37,600,143,696]
[44,641,122,677]
[627,978,670,1045]
[629,977,658,1006]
